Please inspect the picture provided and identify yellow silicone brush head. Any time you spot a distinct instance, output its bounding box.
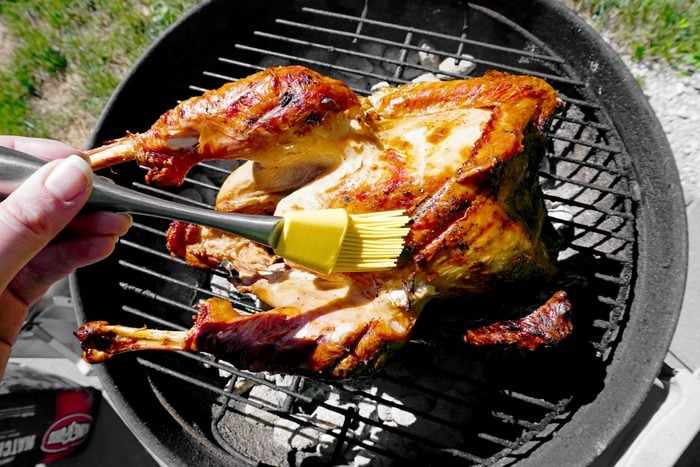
[273,209,409,275]
[334,210,410,273]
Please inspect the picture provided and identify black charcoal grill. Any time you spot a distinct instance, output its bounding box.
[71,0,688,465]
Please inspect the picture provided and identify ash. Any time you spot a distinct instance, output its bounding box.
[212,344,484,466]
[201,5,690,463]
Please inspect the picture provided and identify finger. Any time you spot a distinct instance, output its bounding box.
[0,155,92,293]
[0,340,10,379]
[67,211,133,236]
[7,234,119,311]
[0,136,78,161]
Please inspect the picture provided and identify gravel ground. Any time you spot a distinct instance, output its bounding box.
[625,60,700,207]
[561,3,700,208]
[558,1,699,207]
[3,10,697,206]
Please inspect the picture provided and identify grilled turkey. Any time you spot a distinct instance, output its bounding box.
[77,66,572,378]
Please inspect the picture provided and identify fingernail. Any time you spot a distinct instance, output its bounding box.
[117,213,133,235]
[44,155,93,202]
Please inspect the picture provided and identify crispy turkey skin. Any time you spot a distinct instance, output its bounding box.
[77,66,571,379]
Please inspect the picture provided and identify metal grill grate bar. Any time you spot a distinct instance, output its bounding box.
[91,2,643,464]
[122,304,188,330]
[551,218,634,242]
[502,391,568,411]
[120,283,196,315]
[313,400,481,455]
[202,70,238,82]
[558,94,602,109]
[597,295,626,307]
[138,357,286,411]
[273,18,583,85]
[136,165,224,193]
[180,177,223,193]
[119,260,230,301]
[130,221,166,237]
[380,372,564,414]
[217,57,369,95]
[178,354,314,403]
[121,238,182,262]
[328,428,440,464]
[123,227,238,285]
[546,132,621,154]
[253,30,470,81]
[552,114,612,132]
[478,432,520,449]
[491,411,543,430]
[540,184,634,209]
[540,171,632,199]
[546,154,627,177]
[300,7,565,64]
[132,182,213,209]
[328,382,475,431]
[198,161,239,175]
[121,224,263,308]
[118,256,261,316]
[565,243,633,264]
[544,194,634,220]
[235,43,404,83]
[594,272,628,285]
[189,84,209,93]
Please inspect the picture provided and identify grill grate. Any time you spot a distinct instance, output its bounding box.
[94,2,639,465]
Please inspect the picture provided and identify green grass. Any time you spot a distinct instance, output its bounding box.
[0,0,697,143]
[571,0,700,71]
[0,0,199,140]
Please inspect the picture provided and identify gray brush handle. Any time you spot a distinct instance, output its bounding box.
[0,146,282,246]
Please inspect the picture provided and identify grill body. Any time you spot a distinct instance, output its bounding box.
[71,0,687,465]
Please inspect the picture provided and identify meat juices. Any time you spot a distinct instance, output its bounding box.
[78,66,572,378]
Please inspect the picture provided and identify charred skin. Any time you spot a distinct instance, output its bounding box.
[77,288,422,380]
[88,66,363,186]
[79,66,571,378]
[165,71,561,293]
[464,291,573,350]
[191,297,417,379]
[362,73,560,293]
[76,289,572,373]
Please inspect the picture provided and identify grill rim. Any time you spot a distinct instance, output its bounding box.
[487,0,687,464]
[72,0,688,465]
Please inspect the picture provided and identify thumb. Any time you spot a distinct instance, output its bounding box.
[0,155,93,293]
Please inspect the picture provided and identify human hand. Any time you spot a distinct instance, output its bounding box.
[0,136,132,378]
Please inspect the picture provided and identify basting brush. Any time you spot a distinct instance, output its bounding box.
[0,146,409,275]
[274,208,409,274]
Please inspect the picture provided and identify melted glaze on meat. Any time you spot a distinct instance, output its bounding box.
[78,67,570,378]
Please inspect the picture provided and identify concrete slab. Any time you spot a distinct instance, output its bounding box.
[669,200,700,371]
